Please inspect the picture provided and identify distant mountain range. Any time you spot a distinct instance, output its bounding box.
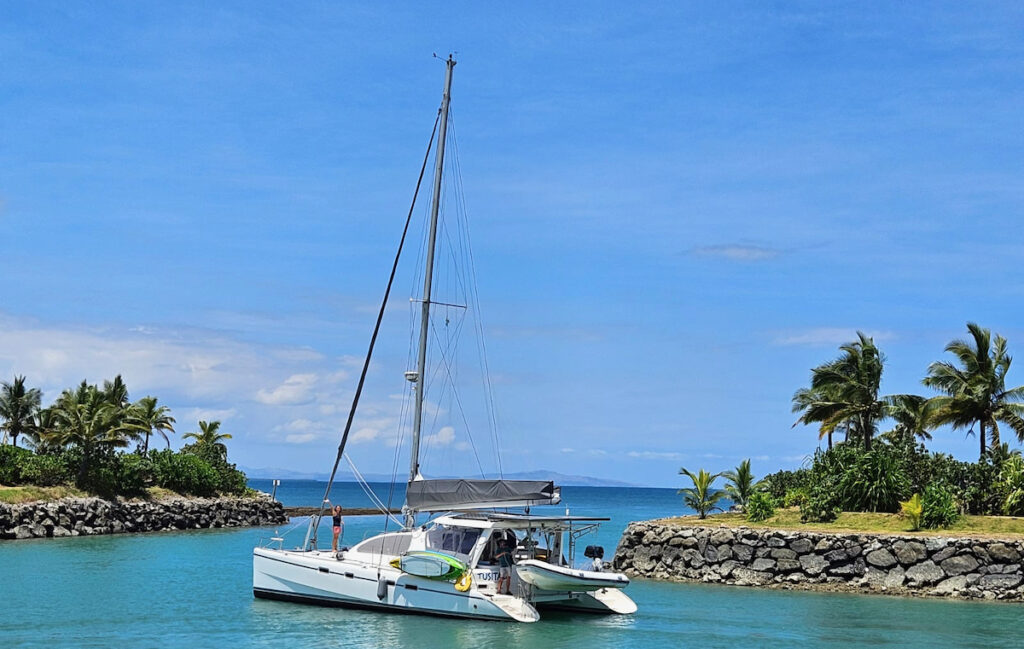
[240,466,635,488]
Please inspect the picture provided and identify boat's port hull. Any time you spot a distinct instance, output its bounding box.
[253,547,535,622]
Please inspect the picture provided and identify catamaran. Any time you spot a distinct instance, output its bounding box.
[252,56,636,623]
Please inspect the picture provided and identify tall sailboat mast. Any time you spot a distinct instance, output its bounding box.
[410,55,455,492]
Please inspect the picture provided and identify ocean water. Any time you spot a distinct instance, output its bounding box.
[3,481,1023,648]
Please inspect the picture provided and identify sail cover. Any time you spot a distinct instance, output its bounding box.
[405,479,560,511]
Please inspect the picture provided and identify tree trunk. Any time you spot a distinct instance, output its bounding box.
[979,421,987,461]
[11,432,17,448]
[143,430,150,454]
[77,451,90,487]
[827,429,833,450]
[864,417,872,451]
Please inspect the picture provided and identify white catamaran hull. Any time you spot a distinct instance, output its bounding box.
[253,548,539,622]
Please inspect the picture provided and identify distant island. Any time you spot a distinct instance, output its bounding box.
[241,466,636,488]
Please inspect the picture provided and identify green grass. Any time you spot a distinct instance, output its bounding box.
[660,507,1024,539]
[0,484,263,504]
[0,485,89,504]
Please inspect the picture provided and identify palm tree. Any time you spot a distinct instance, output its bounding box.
[793,332,886,450]
[0,375,42,448]
[182,420,232,459]
[50,383,141,484]
[881,394,933,445]
[678,467,725,519]
[102,375,130,409]
[132,396,176,453]
[723,459,755,510]
[923,323,1024,460]
[792,384,842,449]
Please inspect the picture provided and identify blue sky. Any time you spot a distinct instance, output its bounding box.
[2,3,1024,486]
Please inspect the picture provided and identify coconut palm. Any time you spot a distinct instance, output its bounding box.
[50,383,142,484]
[881,394,933,445]
[132,396,176,453]
[0,375,42,448]
[678,467,725,519]
[794,332,886,450]
[923,323,1024,460]
[182,420,231,459]
[723,459,755,510]
[792,384,843,450]
[102,375,130,408]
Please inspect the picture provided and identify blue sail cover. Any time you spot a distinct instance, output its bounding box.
[405,479,560,512]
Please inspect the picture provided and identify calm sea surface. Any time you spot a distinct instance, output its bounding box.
[3,481,1023,648]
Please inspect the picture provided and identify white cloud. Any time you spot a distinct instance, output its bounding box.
[773,328,896,347]
[425,426,456,447]
[256,373,318,405]
[285,433,317,444]
[690,244,782,261]
[627,450,683,460]
[181,407,238,424]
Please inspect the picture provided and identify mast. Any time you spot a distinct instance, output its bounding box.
[409,55,455,496]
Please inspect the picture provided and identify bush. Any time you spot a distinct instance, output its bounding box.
[757,469,810,502]
[180,443,249,495]
[0,445,34,484]
[783,487,809,508]
[150,450,219,497]
[800,484,839,523]
[922,483,959,529]
[21,454,71,487]
[746,491,775,522]
[999,456,1024,516]
[838,447,909,513]
[900,493,923,531]
[116,454,154,497]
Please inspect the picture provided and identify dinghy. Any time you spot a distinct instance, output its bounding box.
[515,560,630,592]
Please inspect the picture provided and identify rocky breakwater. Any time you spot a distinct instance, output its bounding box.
[613,521,1024,601]
[0,495,287,540]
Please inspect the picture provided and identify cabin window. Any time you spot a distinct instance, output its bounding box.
[352,533,412,556]
[425,525,481,558]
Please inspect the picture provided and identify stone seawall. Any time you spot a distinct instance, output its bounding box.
[613,521,1024,601]
[0,495,287,540]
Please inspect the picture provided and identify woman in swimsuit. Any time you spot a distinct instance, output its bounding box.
[331,505,344,553]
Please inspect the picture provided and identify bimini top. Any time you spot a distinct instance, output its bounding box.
[405,479,561,512]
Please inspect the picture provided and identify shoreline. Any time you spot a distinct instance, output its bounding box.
[613,520,1024,602]
[0,494,287,541]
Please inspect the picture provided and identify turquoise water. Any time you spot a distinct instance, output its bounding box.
[4,482,1023,648]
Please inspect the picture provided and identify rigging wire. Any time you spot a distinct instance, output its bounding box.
[449,113,505,477]
[307,112,440,549]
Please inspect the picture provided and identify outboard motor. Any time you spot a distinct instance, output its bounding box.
[584,545,605,572]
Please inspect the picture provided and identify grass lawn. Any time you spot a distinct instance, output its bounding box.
[660,507,1024,540]
[0,485,89,504]
[0,485,229,505]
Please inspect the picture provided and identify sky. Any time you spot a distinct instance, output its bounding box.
[2,2,1024,487]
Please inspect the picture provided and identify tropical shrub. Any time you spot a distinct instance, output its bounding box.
[21,453,70,487]
[757,469,809,502]
[838,447,909,513]
[800,484,839,523]
[116,454,154,497]
[150,450,219,497]
[678,467,725,519]
[0,445,33,484]
[746,491,775,522]
[999,455,1024,516]
[922,484,959,529]
[900,493,923,531]
[783,487,809,508]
